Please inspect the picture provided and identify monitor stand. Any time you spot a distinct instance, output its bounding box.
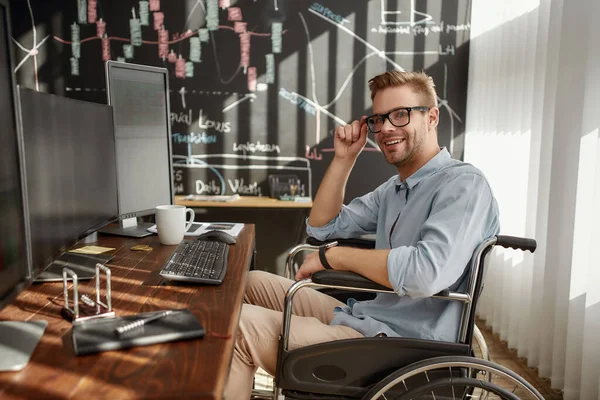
[0,320,47,371]
[98,217,153,238]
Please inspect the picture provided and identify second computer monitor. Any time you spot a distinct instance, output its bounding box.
[0,0,29,309]
[102,61,173,237]
[18,87,119,280]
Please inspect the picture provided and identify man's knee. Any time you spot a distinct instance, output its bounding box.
[245,270,270,303]
[247,270,271,290]
[237,304,282,351]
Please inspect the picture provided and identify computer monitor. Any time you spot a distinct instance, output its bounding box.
[0,0,46,372]
[17,87,119,282]
[100,61,174,237]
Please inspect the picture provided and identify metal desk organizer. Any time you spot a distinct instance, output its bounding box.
[61,263,115,324]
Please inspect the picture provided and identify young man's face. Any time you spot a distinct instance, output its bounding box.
[371,85,433,168]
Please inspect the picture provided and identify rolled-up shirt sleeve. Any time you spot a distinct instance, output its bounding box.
[306,179,389,240]
[387,173,499,298]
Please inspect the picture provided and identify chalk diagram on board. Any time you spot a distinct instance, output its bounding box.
[12,0,464,197]
[295,3,462,161]
[379,0,434,26]
[13,0,294,195]
[173,1,463,196]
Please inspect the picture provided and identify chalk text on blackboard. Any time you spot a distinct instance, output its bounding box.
[279,88,317,116]
[170,110,193,126]
[228,178,262,196]
[172,132,217,144]
[233,141,281,155]
[199,109,231,133]
[310,3,349,25]
[196,179,221,195]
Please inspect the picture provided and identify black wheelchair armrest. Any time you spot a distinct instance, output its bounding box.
[306,236,376,249]
[311,270,393,292]
[311,270,453,297]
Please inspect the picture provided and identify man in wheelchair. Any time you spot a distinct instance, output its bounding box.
[224,70,500,399]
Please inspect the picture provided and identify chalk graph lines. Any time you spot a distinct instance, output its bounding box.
[297,11,376,151]
[11,0,49,91]
[222,93,256,113]
[298,13,322,143]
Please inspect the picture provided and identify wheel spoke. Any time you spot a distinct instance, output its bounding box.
[424,371,437,400]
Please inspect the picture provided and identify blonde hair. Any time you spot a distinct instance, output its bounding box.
[368,70,438,107]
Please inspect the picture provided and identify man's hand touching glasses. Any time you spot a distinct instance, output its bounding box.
[334,116,368,161]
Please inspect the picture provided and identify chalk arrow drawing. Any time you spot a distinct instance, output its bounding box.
[223,93,257,113]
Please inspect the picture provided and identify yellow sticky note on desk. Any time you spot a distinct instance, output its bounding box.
[69,245,115,255]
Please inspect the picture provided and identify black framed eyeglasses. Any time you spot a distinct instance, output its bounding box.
[366,106,430,133]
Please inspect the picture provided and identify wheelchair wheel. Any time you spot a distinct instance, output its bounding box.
[471,325,492,400]
[362,356,545,400]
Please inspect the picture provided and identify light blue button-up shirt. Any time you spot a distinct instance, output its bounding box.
[306,148,500,342]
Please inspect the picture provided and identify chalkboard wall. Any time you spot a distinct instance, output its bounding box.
[11,0,471,203]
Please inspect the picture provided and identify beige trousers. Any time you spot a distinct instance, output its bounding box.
[223,270,364,400]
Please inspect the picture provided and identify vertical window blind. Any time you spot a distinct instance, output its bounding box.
[465,0,600,399]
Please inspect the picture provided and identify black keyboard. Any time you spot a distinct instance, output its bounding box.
[159,239,229,284]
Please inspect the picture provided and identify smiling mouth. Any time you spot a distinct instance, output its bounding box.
[385,138,406,146]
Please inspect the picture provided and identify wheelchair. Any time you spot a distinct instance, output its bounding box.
[252,235,543,400]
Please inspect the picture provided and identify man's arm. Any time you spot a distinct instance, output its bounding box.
[308,117,368,227]
[297,173,499,297]
[328,247,392,287]
[295,247,391,287]
[385,173,499,298]
[308,158,355,227]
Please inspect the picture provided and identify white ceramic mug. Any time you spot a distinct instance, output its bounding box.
[155,205,195,245]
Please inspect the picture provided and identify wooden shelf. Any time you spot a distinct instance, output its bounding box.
[175,195,313,209]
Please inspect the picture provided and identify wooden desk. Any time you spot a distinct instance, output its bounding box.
[0,225,255,400]
[175,195,313,209]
